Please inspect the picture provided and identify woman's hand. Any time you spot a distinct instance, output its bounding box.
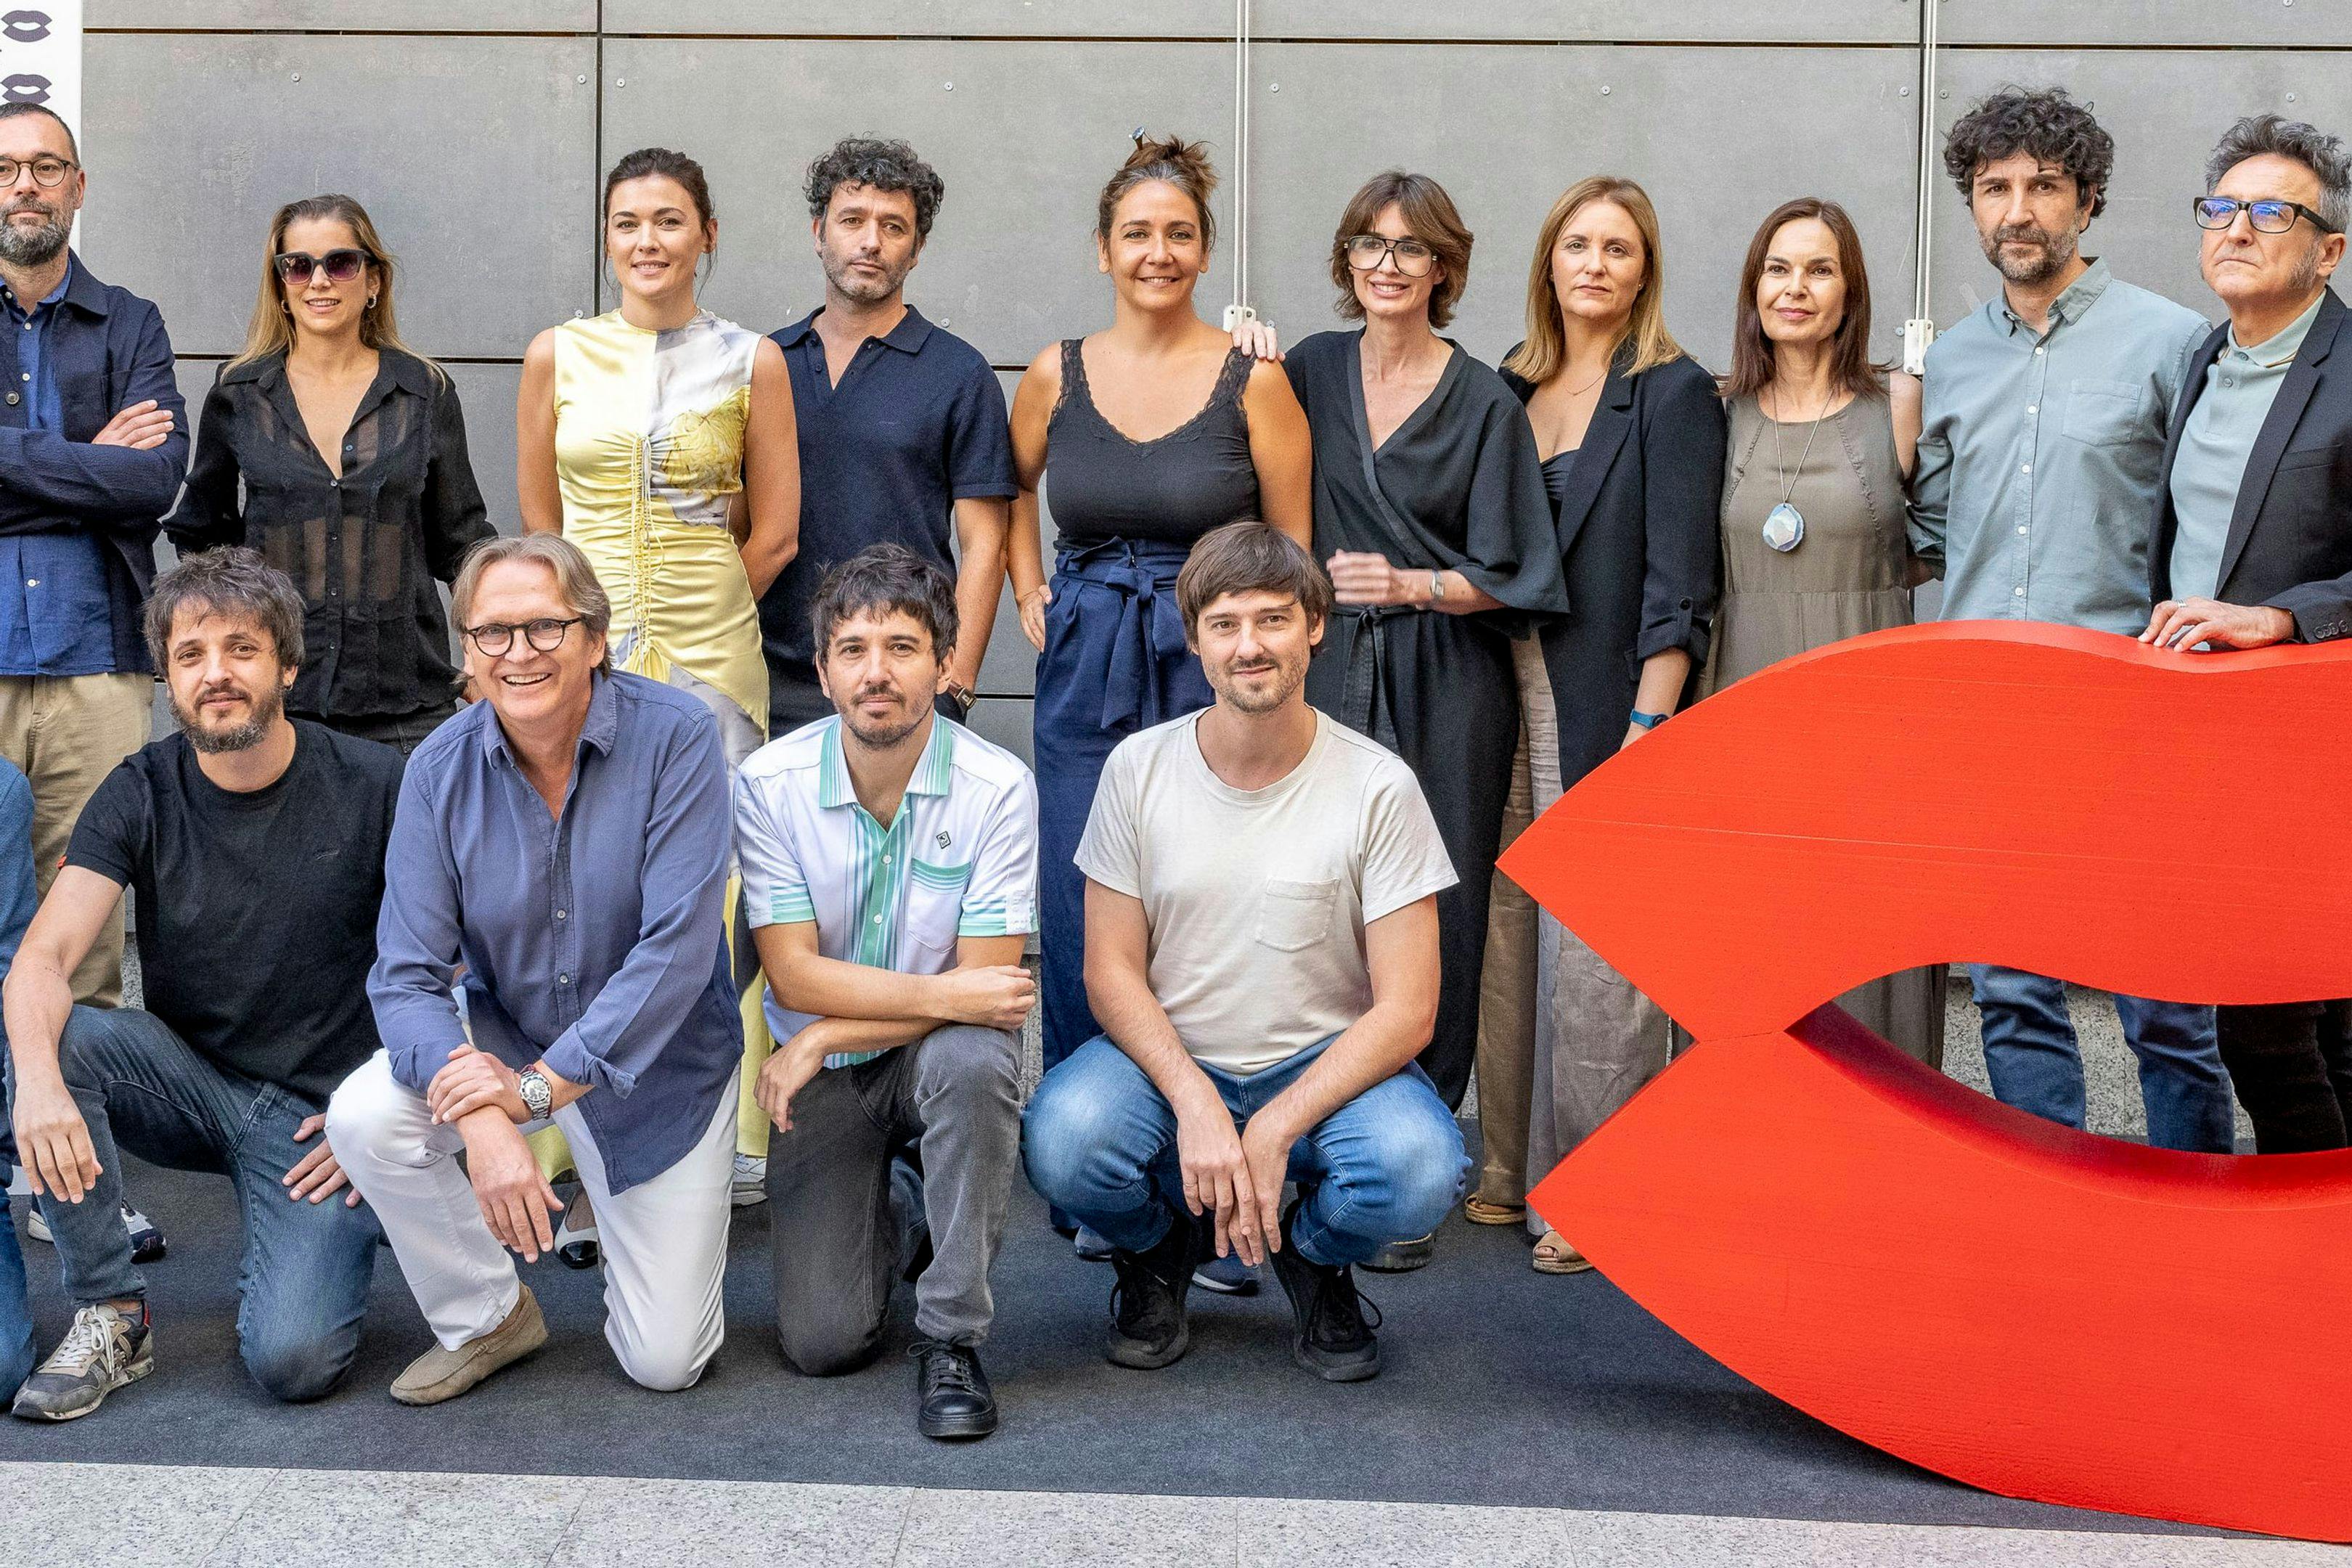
[1326,551,1424,608]
[1018,584,1052,651]
[1231,317,1283,363]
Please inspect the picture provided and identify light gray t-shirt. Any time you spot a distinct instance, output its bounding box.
[1075,708,1457,1075]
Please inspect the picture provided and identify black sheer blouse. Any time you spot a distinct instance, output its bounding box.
[165,348,493,722]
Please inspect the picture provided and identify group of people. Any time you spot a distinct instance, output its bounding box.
[0,79,2348,1444]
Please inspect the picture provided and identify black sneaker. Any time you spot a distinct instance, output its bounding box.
[1270,1202,1382,1382]
[1105,1208,1196,1370]
[910,1340,998,1440]
[12,1302,153,1421]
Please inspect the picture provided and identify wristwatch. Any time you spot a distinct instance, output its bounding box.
[942,679,977,716]
[517,1066,553,1122]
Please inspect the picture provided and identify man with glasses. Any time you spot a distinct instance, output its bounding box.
[330,534,742,1405]
[0,104,185,1016]
[2142,115,2352,1153]
[1909,88,2236,1154]
[6,550,397,1421]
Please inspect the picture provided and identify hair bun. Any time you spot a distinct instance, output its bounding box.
[1098,134,1220,249]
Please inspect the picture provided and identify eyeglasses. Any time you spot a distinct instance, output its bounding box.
[272,248,374,286]
[1344,234,1437,277]
[461,616,583,657]
[0,157,75,189]
[2192,196,2343,236]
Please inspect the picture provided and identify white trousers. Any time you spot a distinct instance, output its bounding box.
[327,1050,734,1392]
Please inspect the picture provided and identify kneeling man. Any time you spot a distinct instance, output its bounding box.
[1024,521,1468,1381]
[735,544,1035,1439]
[330,534,742,1403]
[8,550,398,1418]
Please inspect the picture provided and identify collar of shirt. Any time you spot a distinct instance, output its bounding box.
[774,302,936,359]
[817,711,956,814]
[480,669,624,772]
[1999,256,2114,340]
[2224,290,2327,368]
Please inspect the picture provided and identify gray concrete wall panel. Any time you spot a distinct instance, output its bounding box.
[91,1,594,28]
[598,38,1237,370]
[1246,44,1922,373]
[963,698,1034,766]
[1927,52,2327,330]
[81,33,595,359]
[1940,1,2352,49]
[603,1,1237,38]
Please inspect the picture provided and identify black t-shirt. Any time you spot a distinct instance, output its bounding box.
[67,719,404,1103]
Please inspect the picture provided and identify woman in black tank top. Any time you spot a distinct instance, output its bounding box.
[1005,135,1312,1154]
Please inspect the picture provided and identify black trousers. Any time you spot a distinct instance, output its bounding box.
[2214,1000,2352,1153]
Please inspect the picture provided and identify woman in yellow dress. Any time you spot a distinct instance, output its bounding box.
[518,147,799,1254]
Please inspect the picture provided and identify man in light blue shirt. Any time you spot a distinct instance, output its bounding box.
[1909,89,2234,1153]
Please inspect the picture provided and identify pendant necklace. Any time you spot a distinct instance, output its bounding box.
[1762,388,1829,553]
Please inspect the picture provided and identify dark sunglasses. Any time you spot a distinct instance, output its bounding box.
[273,248,374,286]
[2192,196,2343,236]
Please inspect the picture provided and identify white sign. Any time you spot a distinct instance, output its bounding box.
[0,2,80,142]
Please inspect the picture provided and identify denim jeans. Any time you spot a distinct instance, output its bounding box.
[1967,965,2234,1153]
[0,1175,33,1394]
[7,1005,381,1400]
[1023,1034,1469,1270]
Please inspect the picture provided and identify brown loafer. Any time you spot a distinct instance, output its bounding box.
[390,1286,547,1406]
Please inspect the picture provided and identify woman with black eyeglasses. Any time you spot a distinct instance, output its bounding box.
[166,194,493,754]
[1263,172,1567,1270]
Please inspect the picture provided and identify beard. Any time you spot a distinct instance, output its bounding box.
[821,248,912,306]
[838,686,928,750]
[172,679,284,755]
[1981,219,2081,287]
[1210,656,1304,716]
[0,200,68,268]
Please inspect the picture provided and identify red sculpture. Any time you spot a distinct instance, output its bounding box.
[1502,622,2352,1543]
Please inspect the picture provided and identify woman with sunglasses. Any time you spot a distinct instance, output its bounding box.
[166,195,493,752]
[1270,171,1567,1272]
[1005,135,1312,1274]
[1702,197,1941,1068]
[1501,177,1723,1276]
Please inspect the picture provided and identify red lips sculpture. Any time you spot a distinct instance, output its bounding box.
[1500,622,2352,1543]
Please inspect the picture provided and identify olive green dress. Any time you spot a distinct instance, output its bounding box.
[1702,391,1945,1067]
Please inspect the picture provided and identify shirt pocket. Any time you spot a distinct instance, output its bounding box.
[907,857,973,962]
[1254,878,1339,954]
[2060,379,2146,447]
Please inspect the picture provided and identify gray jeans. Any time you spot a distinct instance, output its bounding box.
[767,1024,1019,1371]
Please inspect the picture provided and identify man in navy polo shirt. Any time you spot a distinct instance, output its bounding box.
[761,139,1016,738]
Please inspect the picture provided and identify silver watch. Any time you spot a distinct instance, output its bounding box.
[517,1067,554,1121]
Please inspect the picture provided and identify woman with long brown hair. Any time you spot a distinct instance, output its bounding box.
[1501,176,1723,1275]
[166,194,493,751]
[1702,196,1940,1063]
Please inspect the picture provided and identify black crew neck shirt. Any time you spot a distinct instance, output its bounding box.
[67,719,404,1103]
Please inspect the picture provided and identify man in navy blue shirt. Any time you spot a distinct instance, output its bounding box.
[0,103,187,1010]
[761,139,1016,738]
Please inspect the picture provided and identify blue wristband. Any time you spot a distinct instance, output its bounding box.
[1630,709,1669,730]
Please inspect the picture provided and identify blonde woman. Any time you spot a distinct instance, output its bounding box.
[1499,177,1723,1274]
[168,194,492,753]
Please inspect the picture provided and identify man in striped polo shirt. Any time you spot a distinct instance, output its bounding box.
[735,544,1037,1441]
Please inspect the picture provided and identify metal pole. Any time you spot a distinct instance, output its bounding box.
[1902,0,1940,374]
[1225,0,1257,331]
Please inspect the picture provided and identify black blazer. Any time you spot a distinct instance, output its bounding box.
[2152,286,2352,640]
[1502,348,1726,787]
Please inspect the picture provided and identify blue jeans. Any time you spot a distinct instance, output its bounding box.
[4,1005,381,1400]
[1967,965,2234,1153]
[0,1175,32,1394]
[1023,1034,1469,1269]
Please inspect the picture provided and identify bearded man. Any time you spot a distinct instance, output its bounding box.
[1905,87,2237,1155]
[5,548,398,1420]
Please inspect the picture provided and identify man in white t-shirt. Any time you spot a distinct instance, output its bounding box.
[1022,522,1467,1383]
[735,546,1039,1440]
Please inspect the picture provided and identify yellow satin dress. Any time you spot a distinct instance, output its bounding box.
[542,309,776,1180]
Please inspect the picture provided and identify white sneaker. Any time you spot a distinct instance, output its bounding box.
[23,1203,168,1263]
[4,1166,28,1199]
[730,1153,769,1208]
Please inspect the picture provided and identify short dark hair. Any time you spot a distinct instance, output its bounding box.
[1176,521,1332,633]
[0,103,77,163]
[145,547,305,673]
[810,544,959,665]
[1330,170,1474,330]
[805,138,945,243]
[1944,87,2113,219]
[2207,114,2352,234]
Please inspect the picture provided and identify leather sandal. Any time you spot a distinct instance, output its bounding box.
[1463,1195,1526,1226]
[1532,1228,1594,1275]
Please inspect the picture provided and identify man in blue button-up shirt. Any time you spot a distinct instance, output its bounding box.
[330,534,742,1406]
[0,104,187,1010]
[1909,89,2234,1154]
